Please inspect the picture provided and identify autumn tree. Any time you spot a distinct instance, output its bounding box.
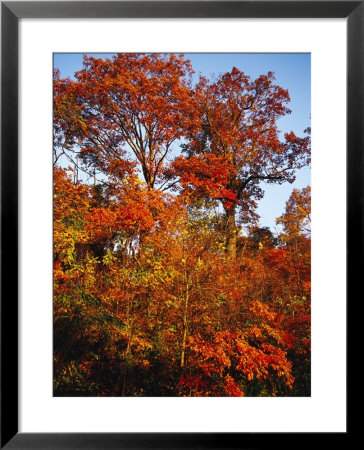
[173,68,310,257]
[53,166,310,396]
[54,53,196,189]
[53,55,311,397]
[277,185,311,239]
[274,186,311,394]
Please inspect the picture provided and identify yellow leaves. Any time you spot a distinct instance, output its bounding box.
[102,249,115,265]
[165,300,177,308]
[131,335,152,352]
[53,135,309,397]
[155,261,163,269]
[180,229,189,239]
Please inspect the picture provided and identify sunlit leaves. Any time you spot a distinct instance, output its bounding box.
[53,56,310,397]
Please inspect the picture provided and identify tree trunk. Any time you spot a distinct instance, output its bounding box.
[224,204,237,258]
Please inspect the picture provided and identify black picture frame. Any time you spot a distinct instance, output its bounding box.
[1,1,356,448]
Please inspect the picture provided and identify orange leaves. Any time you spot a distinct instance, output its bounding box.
[53,160,310,395]
[55,53,197,189]
[235,339,270,380]
[188,333,232,377]
[248,300,277,323]
[178,67,311,234]
[172,154,237,206]
[53,56,310,396]
[53,167,90,221]
[260,344,295,387]
[85,200,155,242]
[85,207,118,241]
[185,328,294,396]
[224,374,244,397]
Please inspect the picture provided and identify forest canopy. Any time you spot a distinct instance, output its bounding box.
[53,53,311,397]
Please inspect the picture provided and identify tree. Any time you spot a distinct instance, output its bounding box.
[53,55,311,397]
[174,68,310,257]
[54,53,197,189]
[277,185,311,238]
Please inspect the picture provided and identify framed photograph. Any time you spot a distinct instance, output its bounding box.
[1,1,356,448]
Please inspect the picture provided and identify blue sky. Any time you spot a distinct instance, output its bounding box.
[54,53,310,233]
